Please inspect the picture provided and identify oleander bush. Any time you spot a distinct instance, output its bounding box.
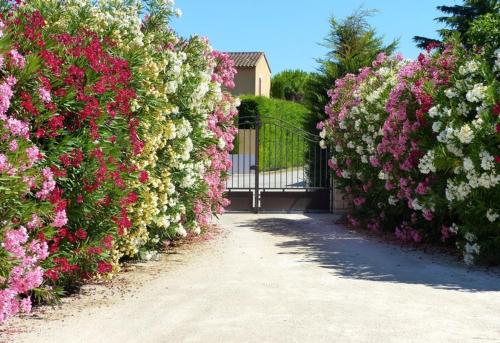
[319,43,499,265]
[0,0,237,323]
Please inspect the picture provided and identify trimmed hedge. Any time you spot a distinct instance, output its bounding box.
[237,96,311,172]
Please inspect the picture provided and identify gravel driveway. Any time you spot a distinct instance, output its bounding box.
[5,213,500,343]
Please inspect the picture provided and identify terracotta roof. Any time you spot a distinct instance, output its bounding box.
[226,52,271,72]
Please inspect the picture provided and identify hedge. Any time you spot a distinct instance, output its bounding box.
[237,96,310,171]
[0,0,237,323]
[320,45,499,265]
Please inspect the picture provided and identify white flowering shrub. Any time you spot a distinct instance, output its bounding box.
[321,44,499,265]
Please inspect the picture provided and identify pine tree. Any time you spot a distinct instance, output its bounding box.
[413,0,499,49]
[304,8,398,185]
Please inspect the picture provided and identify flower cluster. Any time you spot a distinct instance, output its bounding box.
[321,45,499,265]
[0,0,237,323]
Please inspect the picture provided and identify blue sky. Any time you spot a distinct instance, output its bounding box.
[172,0,460,74]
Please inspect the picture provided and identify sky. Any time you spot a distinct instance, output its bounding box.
[172,0,460,74]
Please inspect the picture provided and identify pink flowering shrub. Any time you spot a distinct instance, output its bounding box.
[0,50,56,323]
[0,0,238,324]
[321,45,499,265]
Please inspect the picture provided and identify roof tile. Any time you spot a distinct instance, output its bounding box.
[226,52,264,68]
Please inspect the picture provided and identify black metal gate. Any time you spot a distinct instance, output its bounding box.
[226,115,331,213]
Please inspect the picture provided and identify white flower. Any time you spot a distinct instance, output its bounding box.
[480,151,494,171]
[463,157,474,172]
[388,195,398,206]
[428,106,440,118]
[457,102,468,116]
[378,171,387,180]
[319,140,327,149]
[465,83,487,103]
[411,198,423,210]
[418,151,436,174]
[432,121,442,133]
[217,137,226,150]
[464,232,477,242]
[447,144,463,157]
[319,129,326,139]
[486,209,499,222]
[446,180,471,202]
[449,223,459,234]
[341,170,350,178]
[354,119,361,130]
[335,144,343,152]
[444,88,457,98]
[456,124,474,144]
[459,60,479,75]
[494,48,500,71]
[176,224,187,238]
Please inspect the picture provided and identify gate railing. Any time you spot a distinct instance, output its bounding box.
[226,114,331,213]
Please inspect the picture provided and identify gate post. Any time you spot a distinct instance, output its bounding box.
[254,114,260,213]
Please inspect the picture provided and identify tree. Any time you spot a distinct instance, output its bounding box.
[413,0,500,49]
[304,8,398,132]
[271,69,310,103]
[303,8,398,185]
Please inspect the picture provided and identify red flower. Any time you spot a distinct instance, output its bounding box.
[139,170,149,183]
[495,156,500,164]
[87,246,103,255]
[44,269,59,281]
[102,235,113,250]
[58,227,69,238]
[97,261,112,274]
[50,165,67,178]
[75,228,88,240]
[493,103,500,117]
[20,92,39,115]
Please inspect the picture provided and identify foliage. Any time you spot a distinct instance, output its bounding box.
[271,69,310,103]
[413,0,500,49]
[237,96,310,171]
[319,45,499,265]
[0,0,237,324]
[304,8,398,185]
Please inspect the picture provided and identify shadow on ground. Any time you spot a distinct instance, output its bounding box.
[238,214,500,292]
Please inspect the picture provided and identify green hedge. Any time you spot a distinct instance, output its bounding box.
[237,96,311,172]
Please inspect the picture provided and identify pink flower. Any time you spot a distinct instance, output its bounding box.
[8,140,18,152]
[38,87,51,103]
[8,50,26,69]
[26,146,41,166]
[27,214,43,229]
[51,210,68,228]
[19,298,32,314]
[422,209,433,221]
[3,227,29,259]
[353,197,366,207]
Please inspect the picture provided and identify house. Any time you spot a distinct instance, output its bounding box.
[226,52,271,97]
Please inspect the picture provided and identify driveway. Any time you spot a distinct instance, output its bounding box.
[6,213,500,343]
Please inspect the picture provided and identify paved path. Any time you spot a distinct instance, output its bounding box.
[7,214,500,343]
[226,167,308,189]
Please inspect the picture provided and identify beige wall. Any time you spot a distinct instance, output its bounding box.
[254,55,271,97]
[237,129,256,155]
[230,55,271,97]
[232,67,255,96]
